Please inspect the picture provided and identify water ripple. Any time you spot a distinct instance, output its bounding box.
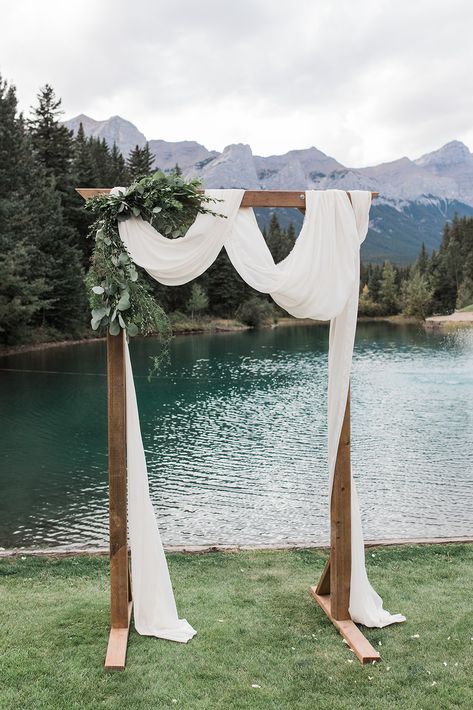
[0,324,472,548]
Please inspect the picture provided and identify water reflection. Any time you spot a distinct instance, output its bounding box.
[0,323,472,548]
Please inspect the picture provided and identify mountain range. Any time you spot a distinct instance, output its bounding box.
[65,113,473,264]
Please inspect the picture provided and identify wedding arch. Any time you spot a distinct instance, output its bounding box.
[77,186,405,670]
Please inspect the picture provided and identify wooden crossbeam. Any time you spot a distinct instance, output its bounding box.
[76,187,378,205]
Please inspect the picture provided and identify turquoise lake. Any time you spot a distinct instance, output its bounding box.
[1,322,472,549]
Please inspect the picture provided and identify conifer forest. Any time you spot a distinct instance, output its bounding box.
[1,77,472,346]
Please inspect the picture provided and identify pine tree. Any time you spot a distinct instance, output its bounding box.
[379,261,399,314]
[72,123,98,186]
[110,142,129,185]
[0,77,61,343]
[417,242,428,274]
[367,264,382,303]
[266,214,294,263]
[28,84,74,193]
[126,142,155,180]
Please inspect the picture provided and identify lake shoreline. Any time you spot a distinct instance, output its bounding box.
[1,535,473,558]
[0,314,425,358]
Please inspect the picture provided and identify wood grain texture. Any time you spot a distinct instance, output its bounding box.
[330,387,352,621]
[107,331,129,629]
[315,557,331,595]
[104,601,133,670]
[76,188,378,204]
[310,589,380,664]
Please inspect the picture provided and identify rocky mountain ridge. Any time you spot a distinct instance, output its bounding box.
[64,114,473,264]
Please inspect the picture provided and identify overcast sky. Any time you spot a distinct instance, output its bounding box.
[2,0,473,166]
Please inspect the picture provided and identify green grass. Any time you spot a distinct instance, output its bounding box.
[1,545,472,709]
[459,304,473,312]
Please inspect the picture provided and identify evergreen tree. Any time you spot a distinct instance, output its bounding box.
[367,264,382,302]
[28,84,74,193]
[417,242,428,274]
[110,142,129,185]
[379,261,399,314]
[72,123,98,186]
[126,142,155,180]
[265,214,294,263]
[0,77,77,342]
[204,252,253,317]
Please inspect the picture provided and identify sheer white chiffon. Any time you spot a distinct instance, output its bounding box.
[112,187,405,640]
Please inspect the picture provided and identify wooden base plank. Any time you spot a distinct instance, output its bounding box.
[105,601,133,671]
[310,588,380,664]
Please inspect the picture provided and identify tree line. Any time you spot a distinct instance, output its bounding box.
[359,216,473,318]
[0,76,472,346]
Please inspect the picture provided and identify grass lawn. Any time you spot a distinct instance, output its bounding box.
[1,545,472,709]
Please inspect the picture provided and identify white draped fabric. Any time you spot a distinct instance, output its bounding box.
[112,187,405,640]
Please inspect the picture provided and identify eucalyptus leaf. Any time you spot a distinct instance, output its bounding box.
[117,293,130,311]
[132,207,141,217]
[118,253,129,265]
[152,206,162,213]
[92,307,107,320]
[118,313,126,329]
[109,319,121,336]
[127,323,139,337]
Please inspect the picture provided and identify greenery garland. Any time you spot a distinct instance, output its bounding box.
[85,171,223,346]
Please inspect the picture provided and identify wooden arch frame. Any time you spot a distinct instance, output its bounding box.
[77,188,380,670]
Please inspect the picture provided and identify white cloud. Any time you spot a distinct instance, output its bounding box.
[1,0,473,165]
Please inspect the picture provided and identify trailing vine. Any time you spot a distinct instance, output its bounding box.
[85,171,223,348]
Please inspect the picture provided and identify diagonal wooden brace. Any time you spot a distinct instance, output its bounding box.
[310,386,380,664]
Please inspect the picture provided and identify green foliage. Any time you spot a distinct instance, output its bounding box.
[85,171,223,339]
[236,296,274,328]
[378,261,400,314]
[126,142,155,180]
[456,278,473,309]
[358,284,383,317]
[28,84,74,192]
[0,240,51,344]
[401,270,433,318]
[187,283,209,320]
[265,213,295,263]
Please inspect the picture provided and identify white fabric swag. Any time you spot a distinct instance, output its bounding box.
[112,188,406,641]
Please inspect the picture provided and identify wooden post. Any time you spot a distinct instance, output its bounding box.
[104,331,132,670]
[330,387,352,620]
[310,386,380,664]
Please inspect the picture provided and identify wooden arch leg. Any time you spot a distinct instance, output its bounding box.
[104,331,133,670]
[310,387,380,664]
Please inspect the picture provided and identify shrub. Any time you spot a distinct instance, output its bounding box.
[235,296,274,328]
